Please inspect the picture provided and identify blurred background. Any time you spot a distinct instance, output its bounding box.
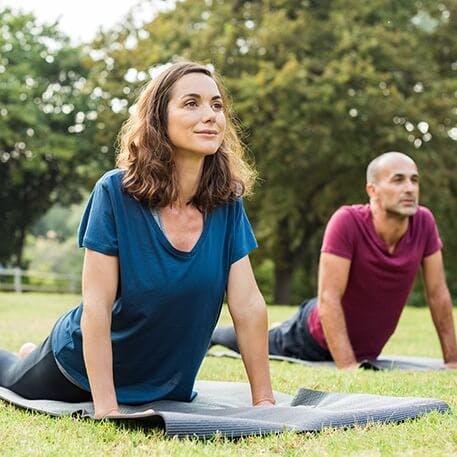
[0,0,456,305]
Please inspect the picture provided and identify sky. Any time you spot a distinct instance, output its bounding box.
[0,0,171,44]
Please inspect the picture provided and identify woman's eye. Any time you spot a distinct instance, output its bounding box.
[185,100,197,108]
[212,103,224,111]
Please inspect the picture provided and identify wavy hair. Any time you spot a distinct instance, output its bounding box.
[116,61,256,212]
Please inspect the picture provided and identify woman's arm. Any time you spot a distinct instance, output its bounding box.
[226,256,275,406]
[80,248,120,418]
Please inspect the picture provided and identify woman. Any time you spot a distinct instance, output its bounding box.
[0,61,275,417]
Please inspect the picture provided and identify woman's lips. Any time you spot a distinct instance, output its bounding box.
[195,130,218,135]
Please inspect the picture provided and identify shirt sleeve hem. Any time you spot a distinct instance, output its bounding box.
[423,242,443,258]
[321,247,353,260]
[80,238,118,256]
[230,242,257,265]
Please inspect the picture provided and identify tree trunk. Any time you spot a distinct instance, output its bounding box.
[273,262,294,304]
[13,225,27,268]
[273,218,295,304]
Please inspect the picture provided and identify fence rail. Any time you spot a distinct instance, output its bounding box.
[0,268,80,294]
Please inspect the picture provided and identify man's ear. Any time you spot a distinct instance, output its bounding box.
[366,182,376,200]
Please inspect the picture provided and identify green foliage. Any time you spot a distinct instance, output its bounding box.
[30,200,86,242]
[18,201,86,279]
[23,235,84,277]
[0,8,103,267]
[84,0,457,303]
[251,258,274,303]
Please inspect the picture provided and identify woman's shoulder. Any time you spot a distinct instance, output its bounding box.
[215,197,244,213]
[93,169,126,195]
[209,198,249,227]
[97,168,125,185]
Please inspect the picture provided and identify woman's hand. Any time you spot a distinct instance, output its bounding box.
[94,408,155,419]
[253,398,276,407]
[81,249,120,421]
[94,407,122,419]
[226,256,275,411]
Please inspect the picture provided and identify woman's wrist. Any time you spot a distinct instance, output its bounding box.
[252,396,276,406]
[94,406,120,418]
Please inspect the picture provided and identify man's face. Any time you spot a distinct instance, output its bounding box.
[369,157,420,217]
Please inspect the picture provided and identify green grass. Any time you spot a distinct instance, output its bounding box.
[0,292,456,456]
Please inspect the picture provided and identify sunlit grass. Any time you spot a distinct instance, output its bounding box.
[0,292,456,456]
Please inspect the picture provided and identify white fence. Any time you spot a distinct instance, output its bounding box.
[0,268,80,294]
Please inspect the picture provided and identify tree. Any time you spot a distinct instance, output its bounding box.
[87,0,457,302]
[0,8,101,266]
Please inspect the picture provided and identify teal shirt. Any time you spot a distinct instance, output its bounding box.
[52,169,257,404]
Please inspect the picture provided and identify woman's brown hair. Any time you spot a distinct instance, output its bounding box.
[116,61,256,211]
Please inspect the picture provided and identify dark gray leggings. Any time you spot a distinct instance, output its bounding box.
[0,336,91,401]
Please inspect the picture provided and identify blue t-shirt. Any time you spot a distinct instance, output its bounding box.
[51,169,257,404]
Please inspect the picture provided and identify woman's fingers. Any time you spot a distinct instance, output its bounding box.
[94,408,155,419]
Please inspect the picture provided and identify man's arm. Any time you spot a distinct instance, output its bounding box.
[226,255,275,406]
[422,250,457,368]
[317,252,358,369]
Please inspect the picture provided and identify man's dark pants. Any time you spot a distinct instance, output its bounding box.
[210,298,332,361]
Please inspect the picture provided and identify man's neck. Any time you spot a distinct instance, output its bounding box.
[369,204,410,253]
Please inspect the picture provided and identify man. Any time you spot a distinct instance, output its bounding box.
[211,152,457,368]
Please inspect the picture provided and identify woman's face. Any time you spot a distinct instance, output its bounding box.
[166,72,226,159]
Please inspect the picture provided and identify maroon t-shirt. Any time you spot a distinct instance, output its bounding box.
[308,204,442,360]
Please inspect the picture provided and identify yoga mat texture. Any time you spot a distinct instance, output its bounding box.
[0,381,449,438]
[207,351,445,371]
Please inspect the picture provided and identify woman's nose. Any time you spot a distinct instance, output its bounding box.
[201,104,216,122]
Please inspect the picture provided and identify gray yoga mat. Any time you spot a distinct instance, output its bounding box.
[0,381,449,438]
[207,350,445,371]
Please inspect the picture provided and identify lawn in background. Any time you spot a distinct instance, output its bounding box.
[0,292,456,456]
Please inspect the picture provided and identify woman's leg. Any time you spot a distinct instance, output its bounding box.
[0,337,91,402]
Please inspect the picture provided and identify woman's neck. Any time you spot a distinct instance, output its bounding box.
[173,153,205,206]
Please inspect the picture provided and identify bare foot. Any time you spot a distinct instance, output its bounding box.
[19,342,37,359]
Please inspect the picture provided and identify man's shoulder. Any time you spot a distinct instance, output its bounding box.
[321,204,370,258]
[329,204,370,225]
[415,205,435,217]
[413,205,437,227]
[335,203,369,214]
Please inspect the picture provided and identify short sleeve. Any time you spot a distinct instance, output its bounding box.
[229,199,258,264]
[78,177,118,255]
[321,207,355,260]
[422,207,443,257]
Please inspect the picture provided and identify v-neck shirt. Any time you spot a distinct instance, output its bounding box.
[308,204,442,360]
[51,169,257,404]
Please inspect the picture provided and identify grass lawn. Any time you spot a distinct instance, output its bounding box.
[0,292,456,456]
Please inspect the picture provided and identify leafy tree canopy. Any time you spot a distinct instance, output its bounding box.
[47,0,457,302]
[0,8,103,266]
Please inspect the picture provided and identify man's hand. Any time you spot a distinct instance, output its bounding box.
[340,362,360,370]
[423,251,457,366]
[318,253,357,369]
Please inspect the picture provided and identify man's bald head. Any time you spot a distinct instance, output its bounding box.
[366,152,416,184]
